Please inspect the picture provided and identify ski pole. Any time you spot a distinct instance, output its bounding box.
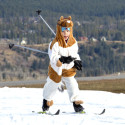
[9,10,56,55]
[36,10,56,36]
[9,43,64,92]
[9,43,48,55]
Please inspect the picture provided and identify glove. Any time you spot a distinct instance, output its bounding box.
[74,60,82,71]
[59,56,76,64]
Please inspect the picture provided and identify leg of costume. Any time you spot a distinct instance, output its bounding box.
[43,77,61,101]
[62,76,81,102]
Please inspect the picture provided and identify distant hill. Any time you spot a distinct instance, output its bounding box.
[0,40,125,81]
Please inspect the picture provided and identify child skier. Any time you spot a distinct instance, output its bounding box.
[42,16,84,112]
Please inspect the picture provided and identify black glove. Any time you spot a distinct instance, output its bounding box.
[74,60,82,71]
[59,56,76,64]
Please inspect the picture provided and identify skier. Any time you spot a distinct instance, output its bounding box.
[42,16,84,112]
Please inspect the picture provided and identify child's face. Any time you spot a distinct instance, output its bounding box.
[61,27,70,41]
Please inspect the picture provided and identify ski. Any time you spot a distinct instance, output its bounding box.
[32,109,60,116]
[32,108,105,116]
[62,110,86,114]
[95,108,105,115]
[62,109,105,115]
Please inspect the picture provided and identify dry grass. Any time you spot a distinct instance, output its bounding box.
[10,79,125,93]
[78,79,125,93]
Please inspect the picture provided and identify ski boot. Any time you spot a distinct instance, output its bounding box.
[73,100,84,112]
[42,99,53,111]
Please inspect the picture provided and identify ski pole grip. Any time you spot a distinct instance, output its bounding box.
[9,43,14,49]
[36,10,41,15]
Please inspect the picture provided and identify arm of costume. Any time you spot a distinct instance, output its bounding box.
[48,42,61,65]
[48,42,62,76]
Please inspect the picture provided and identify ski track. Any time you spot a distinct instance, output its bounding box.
[0,87,125,125]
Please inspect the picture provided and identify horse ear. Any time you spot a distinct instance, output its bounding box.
[60,16,64,20]
[68,16,72,20]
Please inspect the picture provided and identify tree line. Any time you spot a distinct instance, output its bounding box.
[1,0,125,43]
[1,41,125,81]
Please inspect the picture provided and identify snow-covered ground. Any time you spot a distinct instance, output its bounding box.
[0,87,125,125]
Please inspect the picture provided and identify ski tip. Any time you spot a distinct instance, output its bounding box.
[98,109,106,115]
[9,43,14,49]
[36,10,41,15]
[54,109,60,115]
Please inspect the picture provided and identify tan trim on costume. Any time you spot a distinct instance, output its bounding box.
[47,100,53,106]
[74,100,84,105]
[56,60,62,67]
[48,65,62,83]
[62,68,76,77]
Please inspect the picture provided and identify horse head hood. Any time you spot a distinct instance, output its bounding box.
[53,16,76,48]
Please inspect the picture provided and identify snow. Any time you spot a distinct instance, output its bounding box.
[0,87,125,125]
